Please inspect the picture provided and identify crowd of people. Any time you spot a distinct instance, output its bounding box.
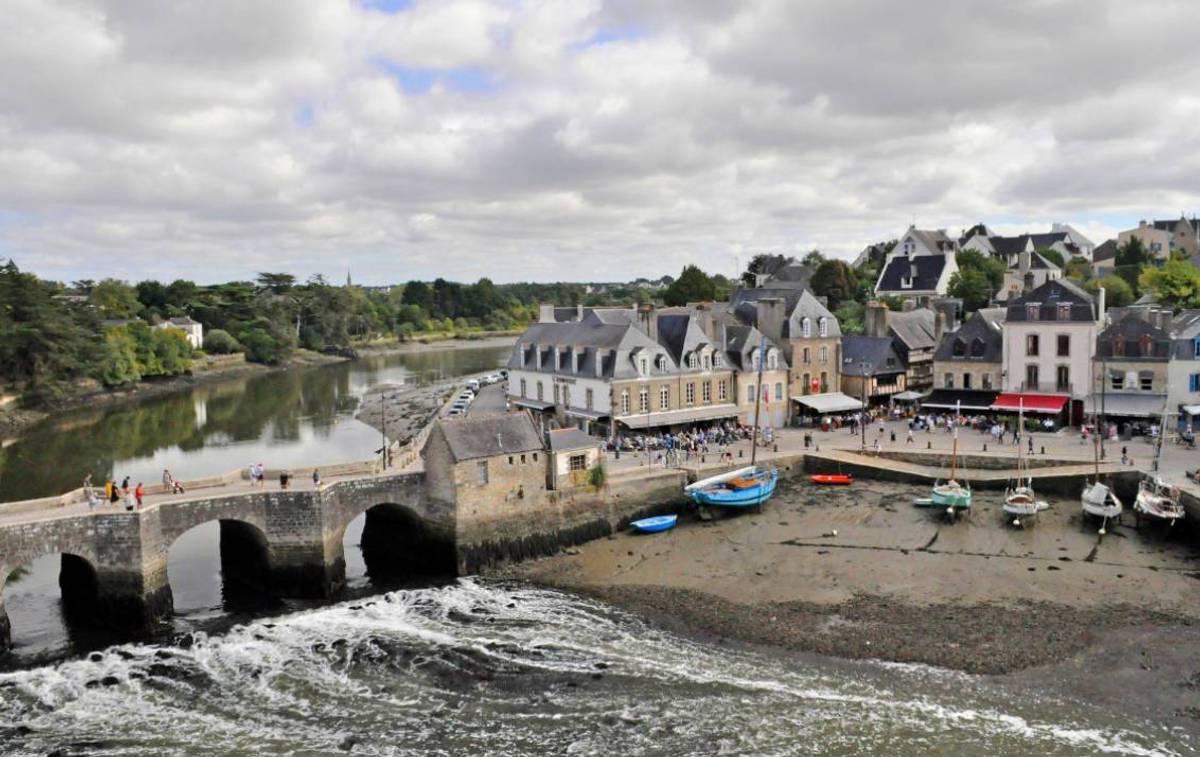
[608,421,768,465]
[79,464,324,512]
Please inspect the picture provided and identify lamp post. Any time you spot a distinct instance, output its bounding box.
[860,359,868,452]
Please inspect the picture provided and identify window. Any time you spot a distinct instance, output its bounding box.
[802,373,811,394]
[820,371,828,391]
[688,353,697,370]
[803,347,811,365]
[751,351,760,370]
[520,378,527,397]
[819,317,829,337]
[962,373,972,389]
[621,389,630,415]
[1025,364,1039,389]
[660,385,670,410]
[476,461,489,484]
[1113,338,1125,357]
[520,454,526,463]
[747,384,756,403]
[820,346,828,363]
[1139,371,1154,391]
[533,452,538,462]
[767,352,777,370]
[718,380,728,401]
[568,454,587,471]
[1056,365,1070,392]
[952,339,966,357]
[537,382,544,401]
[702,381,712,403]
[639,387,649,413]
[1190,374,1200,392]
[775,382,783,401]
[655,354,666,371]
[1111,371,1124,391]
[703,353,711,371]
[802,318,812,338]
[900,275,913,289]
[1026,334,1039,356]
[686,382,695,404]
[554,384,561,404]
[1056,334,1070,357]
[982,372,992,389]
[1026,305,1040,320]
[562,386,570,407]
[1140,335,1153,356]
[640,357,648,375]
[508,456,513,465]
[1193,337,1200,358]
[944,372,954,389]
[1057,303,1071,320]
[585,388,594,410]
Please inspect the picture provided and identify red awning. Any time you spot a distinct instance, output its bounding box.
[991,393,1069,413]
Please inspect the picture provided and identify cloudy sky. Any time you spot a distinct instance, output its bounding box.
[3,0,1200,285]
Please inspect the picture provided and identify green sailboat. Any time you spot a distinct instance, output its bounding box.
[930,399,972,515]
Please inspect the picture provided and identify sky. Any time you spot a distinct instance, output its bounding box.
[3,0,1200,286]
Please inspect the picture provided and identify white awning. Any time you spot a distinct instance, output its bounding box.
[892,390,925,402]
[1083,394,1166,418]
[1183,405,1200,416]
[792,392,864,413]
[614,404,740,429]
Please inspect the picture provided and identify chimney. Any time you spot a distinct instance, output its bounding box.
[638,304,657,341]
[932,297,959,333]
[755,298,786,344]
[865,301,890,338]
[576,304,584,320]
[1018,250,1031,275]
[935,310,946,344]
[1096,284,1106,324]
[538,304,555,322]
[694,303,715,342]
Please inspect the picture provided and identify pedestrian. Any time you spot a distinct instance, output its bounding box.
[104,478,114,501]
[87,488,100,510]
[162,469,173,489]
[124,490,135,512]
[312,468,321,488]
[906,429,914,444]
[1121,446,1129,465]
[257,463,265,487]
[82,473,92,492]
[873,438,881,453]
[1027,434,1034,454]
[121,476,130,495]
[280,471,290,490]
[108,480,119,505]
[248,463,257,486]
[890,429,896,443]
[134,482,144,508]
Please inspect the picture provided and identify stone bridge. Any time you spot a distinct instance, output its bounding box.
[0,471,452,653]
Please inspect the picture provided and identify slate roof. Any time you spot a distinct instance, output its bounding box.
[1026,231,1071,249]
[989,235,1033,257]
[934,310,1003,363]
[1027,251,1061,270]
[888,308,937,351]
[960,223,992,244]
[655,312,711,365]
[166,316,200,326]
[436,413,544,462]
[841,336,906,376]
[722,323,789,371]
[508,317,664,379]
[1172,309,1200,339]
[1097,312,1172,360]
[909,228,958,252]
[1092,240,1118,262]
[1005,278,1095,322]
[728,287,841,339]
[876,254,948,293]
[546,427,600,452]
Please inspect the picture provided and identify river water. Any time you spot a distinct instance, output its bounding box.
[0,345,1193,754]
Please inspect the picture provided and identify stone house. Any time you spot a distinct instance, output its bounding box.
[932,307,1005,393]
[840,335,907,404]
[999,250,1062,302]
[874,226,959,303]
[1118,222,1172,262]
[423,413,548,520]
[158,316,204,349]
[717,320,790,429]
[862,300,957,393]
[728,288,841,399]
[1089,309,1172,421]
[1092,240,1118,278]
[546,427,603,491]
[1148,216,1200,259]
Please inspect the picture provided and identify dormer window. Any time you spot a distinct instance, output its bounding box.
[751,350,760,370]
[970,338,985,358]
[1057,303,1071,320]
[900,276,913,289]
[639,357,648,375]
[952,339,966,357]
[1026,304,1040,320]
[703,353,711,371]
[1193,337,1200,358]
[802,318,811,338]
[818,317,828,337]
[687,353,697,370]
[655,354,667,372]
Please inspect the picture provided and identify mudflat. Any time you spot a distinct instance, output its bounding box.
[503,476,1200,727]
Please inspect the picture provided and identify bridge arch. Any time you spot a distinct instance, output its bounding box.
[0,551,102,655]
[166,517,275,613]
[338,502,455,585]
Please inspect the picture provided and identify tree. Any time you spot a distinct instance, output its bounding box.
[1036,247,1065,268]
[801,250,825,268]
[203,329,240,354]
[99,327,141,386]
[947,267,993,311]
[1114,237,1150,295]
[662,265,717,306]
[1063,256,1091,281]
[810,260,858,310]
[255,272,296,294]
[834,301,865,335]
[954,249,1005,294]
[1139,259,1200,309]
[89,279,141,319]
[238,327,283,364]
[1085,276,1134,308]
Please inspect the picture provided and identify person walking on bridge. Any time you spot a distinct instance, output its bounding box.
[312,468,321,488]
[134,482,144,508]
[104,479,115,504]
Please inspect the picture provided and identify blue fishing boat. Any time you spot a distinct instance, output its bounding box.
[687,467,778,512]
[631,514,678,533]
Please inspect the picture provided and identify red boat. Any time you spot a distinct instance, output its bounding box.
[810,474,853,486]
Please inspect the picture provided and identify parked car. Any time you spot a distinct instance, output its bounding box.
[448,407,464,416]
[466,380,480,391]
[483,373,501,385]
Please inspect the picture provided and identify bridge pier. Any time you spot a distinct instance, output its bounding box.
[0,601,9,654]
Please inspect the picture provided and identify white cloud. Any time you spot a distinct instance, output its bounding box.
[2,0,1200,284]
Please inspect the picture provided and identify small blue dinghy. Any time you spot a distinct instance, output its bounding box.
[631,514,678,534]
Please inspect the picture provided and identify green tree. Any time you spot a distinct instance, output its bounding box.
[238,327,283,364]
[954,249,1005,294]
[1036,247,1065,268]
[800,250,825,268]
[203,328,240,354]
[947,267,993,311]
[0,260,95,398]
[662,265,717,306]
[89,279,141,319]
[1139,259,1200,309]
[833,300,865,335]
[1114,237,1150,295]
[1085,276,1134,308]
[153,328,192,375]
[1063,256,1091,281]
[255,272,296,295]
[810,260,858,310]
[99,327,141,386]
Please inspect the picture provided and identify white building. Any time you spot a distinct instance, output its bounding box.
[158,316,203,349]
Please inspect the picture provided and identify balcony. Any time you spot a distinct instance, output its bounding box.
[1018,381,1072,395]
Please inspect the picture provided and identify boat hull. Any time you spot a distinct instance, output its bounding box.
[809,474,852,486]
[690,469,778,508]
[930,482,972,509]
[1081,482,1122,519]
[631,514,678,533]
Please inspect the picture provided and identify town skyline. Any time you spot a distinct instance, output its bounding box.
[5,1,1200,284]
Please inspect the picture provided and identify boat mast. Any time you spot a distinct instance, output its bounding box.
[1153,391,1170,473]
[750,336,766,468]
[1017,397,1025,486]
[950,399,960,481]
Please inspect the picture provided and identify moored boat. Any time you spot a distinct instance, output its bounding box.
[925,400,971,516]
[631,514,678,534]
[1133,395,1185,527]
[810,474,853,486]
[1003,398,1047,526]
[1080,384,1121,532]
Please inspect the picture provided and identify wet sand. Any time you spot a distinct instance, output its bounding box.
[501,476,1200,728]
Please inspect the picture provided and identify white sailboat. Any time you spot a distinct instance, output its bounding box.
[1003,397,1047,526]
[1081,387,1121,533]
[1133,395,1185,526]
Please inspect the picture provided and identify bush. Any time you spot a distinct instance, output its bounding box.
[299,325,324,351]
[239,327,283,364]
[588,463,607,489]
[204,328,240,354]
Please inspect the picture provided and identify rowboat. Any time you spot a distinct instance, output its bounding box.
[631,514,678,534]
[810,474,853,486]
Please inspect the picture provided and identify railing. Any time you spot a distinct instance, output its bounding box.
[1018,381,1073,395]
